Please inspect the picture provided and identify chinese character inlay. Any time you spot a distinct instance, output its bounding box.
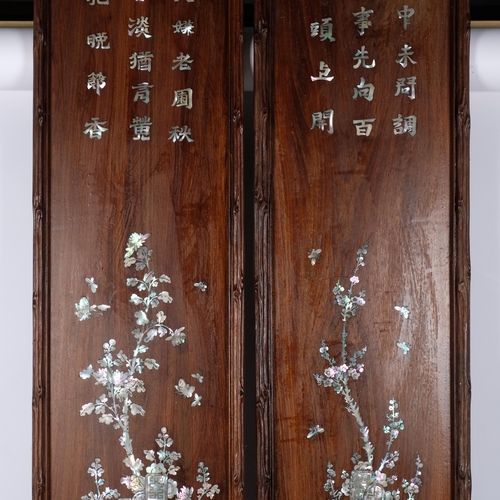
[87,33,110,49]
[172,20,194,35]
[310,61,334,82]
[397,5,415,30]
[130,51,154,72]
[393,114,417,136]
[311,110,334,134]
[172,53,193,71]
[353,7,374,36]
[168,126,194,142]
[86,0,109,4]
[353,46,375,69]
[310,18,335,42]
[395,76,416,99]
[352,78,375,101]
[128,17,152,38]
[130,116,152,141]
[172,88,193,109]
[174,0,195,2]
[87,72,106,95]
[132,82,154,104]
[83,117,109,139]
[353,118,376,136]
[396,44,417,67]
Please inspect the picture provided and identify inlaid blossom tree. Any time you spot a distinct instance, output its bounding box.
[314,244,422,500]
[76,233,219,500]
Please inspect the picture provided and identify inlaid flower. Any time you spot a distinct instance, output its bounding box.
[134,310,148,325]
[177,486,194,499]
[124,232,150,258]
[167,327,186,346]
[175,378,195,398]
[374,471,388,487]
[307,424,325,438]
[86,277,98,293]
[308,248,322,265]
[395,305,410,319]
[194,281,208,292]
[397,341,411,355]
[75,296,91,321]
[191,394,202,407]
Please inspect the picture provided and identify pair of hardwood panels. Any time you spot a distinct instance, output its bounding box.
[33,1,470,499]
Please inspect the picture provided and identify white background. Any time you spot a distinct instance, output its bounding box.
[0,27,498,499]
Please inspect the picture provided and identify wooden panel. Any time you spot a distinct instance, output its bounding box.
[33,1,244,499]
[254,1,470,499]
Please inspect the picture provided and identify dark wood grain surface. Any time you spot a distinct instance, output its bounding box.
[33,1,243,499]
[34,0,469,499]
[255,0,470,499]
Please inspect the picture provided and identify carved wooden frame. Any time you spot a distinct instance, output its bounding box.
[33,1,244,499]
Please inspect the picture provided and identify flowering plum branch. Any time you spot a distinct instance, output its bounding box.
[314,244,422,499]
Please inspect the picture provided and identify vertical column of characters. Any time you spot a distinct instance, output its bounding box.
[350,6,377,136]
[129,0,154,141]
[309,15,336,135]
[393,5,418,137]
[168,0,196,144]
[84,0,111,140]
